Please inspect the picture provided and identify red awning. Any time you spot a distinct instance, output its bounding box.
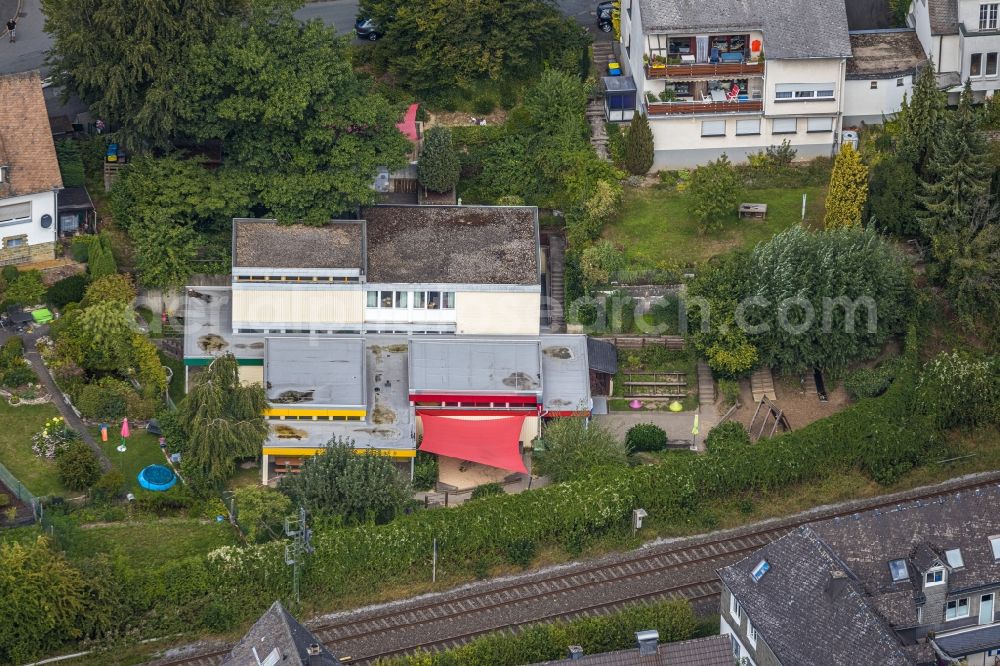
[396,103,420,143]
[418,415,528,473]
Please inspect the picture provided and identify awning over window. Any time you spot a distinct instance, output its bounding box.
[418,415,528,473]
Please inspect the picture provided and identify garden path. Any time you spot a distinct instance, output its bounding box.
[7,327,113,471]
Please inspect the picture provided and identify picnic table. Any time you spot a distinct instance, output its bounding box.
[739,203,768,220]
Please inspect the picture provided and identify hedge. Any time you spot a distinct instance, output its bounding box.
[625,423,667,452]
[377,600,698,666]
[14,332,979,658]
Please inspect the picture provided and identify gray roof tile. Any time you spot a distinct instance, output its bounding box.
[636,0,852,59]
[586,337,618,376]
[928,0,959,34]
[934,623,1000,658]
[529,635,734,666]
[718,526,913,666]
[221,601,342,666]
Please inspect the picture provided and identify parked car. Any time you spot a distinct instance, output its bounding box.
[596,1,614,32]
[355,17,382,41]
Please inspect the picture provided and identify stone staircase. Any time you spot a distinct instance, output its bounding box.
[588,41,616,161]
[697,360,716,405]
[548,235,566,332]
[750,366,777,402]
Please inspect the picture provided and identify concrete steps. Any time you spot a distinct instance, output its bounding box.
[751,367,777,403]
[697,360,715,405]
[548,235,566,332]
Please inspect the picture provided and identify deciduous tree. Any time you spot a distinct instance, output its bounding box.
[178,353,268,491]
[685,155,743,234]
[535,418,628,482]
[278,438,411,524]
[824,143,868,229]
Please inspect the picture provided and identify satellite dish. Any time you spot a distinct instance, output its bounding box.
[40,214,52,228]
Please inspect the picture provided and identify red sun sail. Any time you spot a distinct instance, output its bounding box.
[418,415,528,473]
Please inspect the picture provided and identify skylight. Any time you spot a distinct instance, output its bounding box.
[889,559,909,582]
[751,560,770,582]
[945,549,964,569]
[991,536,1000,561]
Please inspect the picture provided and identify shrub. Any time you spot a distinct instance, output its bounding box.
[135,486,194,515]
[69,236,96,263]
[81,273,136,307]
[1,265,18,283]
[412,451,438,491]
[914,351,999,429]
[56,440,102,491]
[234,485,292,543]
[472,95,497,115]
[91,470,126,500]
[5,271,46,306]
[417,126,461,194]
[76,377,136,421]
[535,418,629,482]
[625,423,667,452]
[0,336,23,365]
[47,274,88,309]
[622,113,654,175]
[2,363,36,388]
[503,537,537,567]
[718,378,740,407]
[685,155,743,234]
[704,421,751,454]
[844,359,901,400]
[470,482,505,501]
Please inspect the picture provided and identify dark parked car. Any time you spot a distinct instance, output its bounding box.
[596,1,614,32]
[355,17,383,40]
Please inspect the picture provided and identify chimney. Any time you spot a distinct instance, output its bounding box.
[567,645,584,660]
[636,630,659,656]
[824,569,850,602]
[307,643,323,665]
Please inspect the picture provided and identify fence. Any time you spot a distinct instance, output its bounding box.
[608,335,686,350]
[0,460,36,506]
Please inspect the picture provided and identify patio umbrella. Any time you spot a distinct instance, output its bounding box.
[119,418,130,451]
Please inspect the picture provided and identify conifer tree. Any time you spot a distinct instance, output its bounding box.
[824,143,869,229]
[623,113,654,175]
[87,235,117,280]
[417,126,461,193]
[897,59,947,173]
[920,81,991,264]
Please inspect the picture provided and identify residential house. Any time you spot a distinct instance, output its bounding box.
[718,486,1000,665]
[183,205,595,484]
[908,0,1000,102]
[0,72,63,266]
[220,600,344,666]
[529,630,733,665]
[614,0,852,167]
[843,30,928,126]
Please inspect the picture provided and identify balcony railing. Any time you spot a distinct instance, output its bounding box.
[647,100,763,115]
[645,61,764,79]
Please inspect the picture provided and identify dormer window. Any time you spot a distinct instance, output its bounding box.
[925,569,945,586]
[889,559,909,582]
[944,549,964,569]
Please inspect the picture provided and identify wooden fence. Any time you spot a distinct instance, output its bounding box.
[608,336,685,350]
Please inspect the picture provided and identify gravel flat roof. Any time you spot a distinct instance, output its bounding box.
[363,205,539,285]
[847,31,926,79]
[233,219,364,270]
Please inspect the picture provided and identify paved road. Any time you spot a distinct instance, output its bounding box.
[0,0,603,76]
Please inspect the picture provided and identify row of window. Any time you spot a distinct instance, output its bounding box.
[701,116,834,137]
[970,52,1000,78]
[869,78,906,89]
[0,202,31,225]
[235,275,360,283]
[367,290,455,310]
[269,415,363,422]
[774,83,835,101]
[414,401,533,409]
[981,2,998,30]
[728,595,758,654]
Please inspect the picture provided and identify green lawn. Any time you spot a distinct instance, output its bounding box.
[0,400,73,497]
[97,430,167,491]
[65,518,237,566]
[604,184,828,268]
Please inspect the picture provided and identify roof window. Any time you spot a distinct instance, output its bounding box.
[889,559,909,582]
[990,536,1000,560]
[944,549,964,569]
[751,560,770,582]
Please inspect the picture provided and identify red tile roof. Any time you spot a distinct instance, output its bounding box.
[0,72,63,198]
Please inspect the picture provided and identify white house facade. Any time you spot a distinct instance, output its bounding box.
[0,72,63,267]
[611,0,852,168]
[843,30,927,126]
[909,0,1000,102]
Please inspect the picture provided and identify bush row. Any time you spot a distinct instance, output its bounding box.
[377,600,698,666]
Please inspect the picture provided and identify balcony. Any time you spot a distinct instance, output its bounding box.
[647,100,763,115]
[645,60,764,79]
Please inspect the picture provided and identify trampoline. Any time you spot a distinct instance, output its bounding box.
[138,464,177,491]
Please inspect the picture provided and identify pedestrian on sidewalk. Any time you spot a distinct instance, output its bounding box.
[6,18,15,43]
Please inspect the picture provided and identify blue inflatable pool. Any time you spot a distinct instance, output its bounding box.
[138,464,177,491]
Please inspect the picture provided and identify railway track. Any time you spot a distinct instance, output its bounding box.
[151,472,1000,666]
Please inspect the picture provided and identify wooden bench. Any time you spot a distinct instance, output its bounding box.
[739,203,767,220]
[274,457,304,474]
